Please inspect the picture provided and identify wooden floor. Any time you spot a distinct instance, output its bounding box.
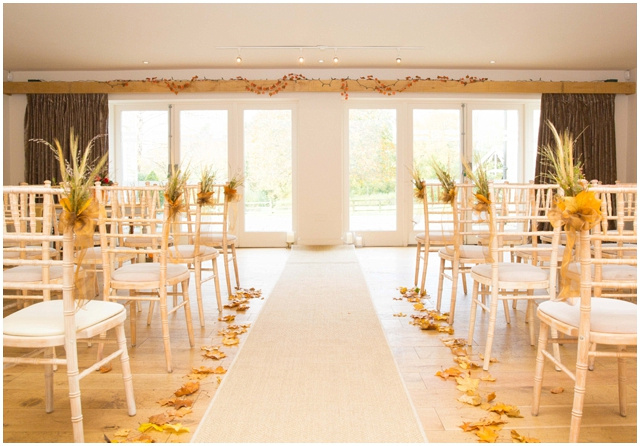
[3,247,637,443]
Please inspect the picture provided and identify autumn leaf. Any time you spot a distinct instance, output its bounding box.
[161,423,189,434]
[441,337,467,348]
[113,429,131,437]
[479,354,499,363]
[413,302,425,310]
[236,303,250,311]
[148,413,175,425]
[488,402,523,418]
[437,325,454,334]
[191,366,217,375]
[487,392,497,402]
[167,407,193,418]
[476,425,502,443]
[458,393,482,406]
[99,364,113,373]
[222,335,240,346]
[218,314,235,322]
[456,375,480,393]
[399,287,408,294]
[451,347,469,357]
[480,373,496,382]
[511,430,541,443]
[435,367,464,380]
[393,312,407,317]
[175,381,200,397]
[138,422,163,433]
[213,365,226,374]
[550,387,564,394]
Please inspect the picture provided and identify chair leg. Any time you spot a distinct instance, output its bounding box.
[461,271,468,295]
[230,243,240,291]
[502,298,511,324]
[159,294,173,373]
[448,260,459,325]
[221,245,232,296]
[526,299,536,345]
[419,247,429,295]
[213,257,223,313]
[482,287,500,371]
[115,323,137,416]
[588,343,597,371]
[194,261,205,328]
[467,280,480,346]
[65,341,84,442]
[618,346,628,417]
[569,338,591,442]
[414,242,422,287]
[44,348,55,414]
[531,320,549,416]
[182,279,195,348]
[129,300,137,347]
[436,257,446,312]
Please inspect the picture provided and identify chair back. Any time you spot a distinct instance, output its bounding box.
[199,183,233,245]
[419,182,456,248]
[95,184,170,292]
[3,185,63,302]
[486,182,562,292]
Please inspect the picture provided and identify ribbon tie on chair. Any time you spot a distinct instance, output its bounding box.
[547,190,602,301]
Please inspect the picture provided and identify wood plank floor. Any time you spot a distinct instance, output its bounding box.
[3,247,636,443]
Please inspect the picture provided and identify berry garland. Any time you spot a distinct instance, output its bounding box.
[104,73,489,99]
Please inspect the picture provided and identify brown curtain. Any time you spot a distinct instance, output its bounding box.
[534,93,617,185]
[24,94,109,185]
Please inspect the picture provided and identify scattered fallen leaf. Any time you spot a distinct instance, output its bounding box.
[456,375,480,393]
[213,365,226,374]
[441,337,467,348]
[458,393,482,406]
[475,425,502,443]
[550,387,564,394]
[99,364,113,374]
[488,402,523,418]
[161,423,189,434]
[148,413,174,425]
[480,373,496,382]
[138,422,163,433]
[113,429,131,437]
[393,312,406,317]
[511,430,541,443]
[167,406,193,418]
[487,392,497,402]
[222,335,240,346]
[218,314,235,322]
[174,381,200,397]
[435,367,464,380]
[479,354,499,363]
[413,302,425,310]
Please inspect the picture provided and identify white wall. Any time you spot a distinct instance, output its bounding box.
[3,68,637,246]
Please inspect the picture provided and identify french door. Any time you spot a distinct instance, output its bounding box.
[111,101,295,247]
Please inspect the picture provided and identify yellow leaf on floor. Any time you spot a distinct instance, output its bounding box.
[550,387,564,394]
[480,373,496,382]
[99,364,113,374]
[174,381,200,397]
[393,312,406,317]
[511,429,541,443]
[435,367,464,380]
[413,302,425,310]
[488,402,523,418]
[138,422,163,433]
[475,425,502,442]
[487,392,497,402]
[222,335,240,346]
[161,423,189,434]
[148,412,174,425]
[218,314,236,322]
[458,393,482,406]
[213,366,226,374]
[455,375,480,393]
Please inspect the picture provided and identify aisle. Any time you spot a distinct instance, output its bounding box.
[192,245,427,443]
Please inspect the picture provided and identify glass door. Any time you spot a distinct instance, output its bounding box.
[347,107,401,246]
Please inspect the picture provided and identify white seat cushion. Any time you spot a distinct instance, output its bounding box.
[440,244,487,259]
[416,231,455,244]
[170,244,219,259]
[111,263,189,282]
[3,265,64,283]
[567,263,637,282]
[472,262,549,282]
[515,243,566,260]
[600,243,637,258]
[201,234,237,245]
[538,298,637,334]
[3,299,125,337]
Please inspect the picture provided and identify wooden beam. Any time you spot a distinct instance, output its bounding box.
[3,79,636,95]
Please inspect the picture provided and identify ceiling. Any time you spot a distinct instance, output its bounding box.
[3,3,637,73]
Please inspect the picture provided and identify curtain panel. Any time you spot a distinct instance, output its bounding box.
[534,93,617,186]
[24,94,109,185]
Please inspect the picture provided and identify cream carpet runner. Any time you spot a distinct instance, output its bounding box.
[192,245,427,443]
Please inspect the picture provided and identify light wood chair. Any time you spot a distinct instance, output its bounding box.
[200,183,240,296]
[3,185,136,443]
[435,183,487,324]
[96,184,195,373]
[168,183,223,327]
[531,184,637,442]
[467,182,562,370]
[414,182,456,295]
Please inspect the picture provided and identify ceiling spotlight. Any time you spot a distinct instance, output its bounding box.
[333,49,339,63]
[298,49,304,63]
[236,49,242,63]
[396,48,402,64]
[396,57,402,64]
[490,60,496,64]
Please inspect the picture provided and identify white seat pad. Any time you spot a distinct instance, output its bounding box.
[169,245,219,259]
[600,243,637,258]
[538,298,637,334]
[112,262,189,282]
[515,243,566,259]
[3,299,125,337]
[3,265,64,283]
[567,263,637,281]
[416,231,455,244]
[472,262,549,282]
[440,244,487,259]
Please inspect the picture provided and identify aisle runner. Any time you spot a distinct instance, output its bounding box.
[192,246,427,443]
